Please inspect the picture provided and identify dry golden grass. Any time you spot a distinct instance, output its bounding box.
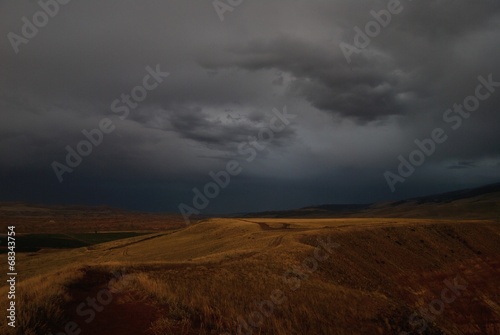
[3,218,499,334]
[0,265,87,335]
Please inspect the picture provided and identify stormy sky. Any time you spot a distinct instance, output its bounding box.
[1,0,500,214]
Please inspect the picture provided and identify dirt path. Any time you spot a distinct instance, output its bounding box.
[268,235,284,247]
[60,269,162,335]
[237,218,295,230]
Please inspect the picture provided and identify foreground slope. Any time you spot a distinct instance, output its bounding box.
[2,217,499,334]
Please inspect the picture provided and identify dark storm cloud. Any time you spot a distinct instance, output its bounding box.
[164,105,295,150]
[198,1,500,123]
[447,161,477,170]
[199,36,408,120]
[127,104,296,152]
[1,0,500,212]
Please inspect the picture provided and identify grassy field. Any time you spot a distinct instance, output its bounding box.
[0,217,499,334]
[0,203,185,233]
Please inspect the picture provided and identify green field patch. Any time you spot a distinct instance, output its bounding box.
[0,232,147,253]
[68,232,147,245]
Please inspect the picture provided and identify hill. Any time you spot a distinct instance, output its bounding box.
[244,182,500,220]
[1,217,498,334]
[0,185,499,334]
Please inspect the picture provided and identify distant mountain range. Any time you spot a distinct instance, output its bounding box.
[2,183,499,223]
[244,182,500,220]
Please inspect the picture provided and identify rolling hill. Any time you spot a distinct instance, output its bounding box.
[245,182,500,220]
[0,184,498,334]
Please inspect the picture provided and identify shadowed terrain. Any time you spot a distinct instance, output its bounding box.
[0,185,499,334]
[0,217,499,334]
[246,183,500,220]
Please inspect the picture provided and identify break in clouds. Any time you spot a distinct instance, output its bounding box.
[1,0,500,213]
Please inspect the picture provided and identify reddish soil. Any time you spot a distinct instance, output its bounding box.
[59,269,162,335]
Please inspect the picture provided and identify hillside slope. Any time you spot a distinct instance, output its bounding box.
[2,218,499,334]
[362,183,500,219]
[246,183,500,220]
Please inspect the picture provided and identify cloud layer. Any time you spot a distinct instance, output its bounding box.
[1,0,500,212]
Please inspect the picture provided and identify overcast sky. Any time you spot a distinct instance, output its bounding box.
[1,0,500,213]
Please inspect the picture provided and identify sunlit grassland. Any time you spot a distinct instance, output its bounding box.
[1,218,499,334]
